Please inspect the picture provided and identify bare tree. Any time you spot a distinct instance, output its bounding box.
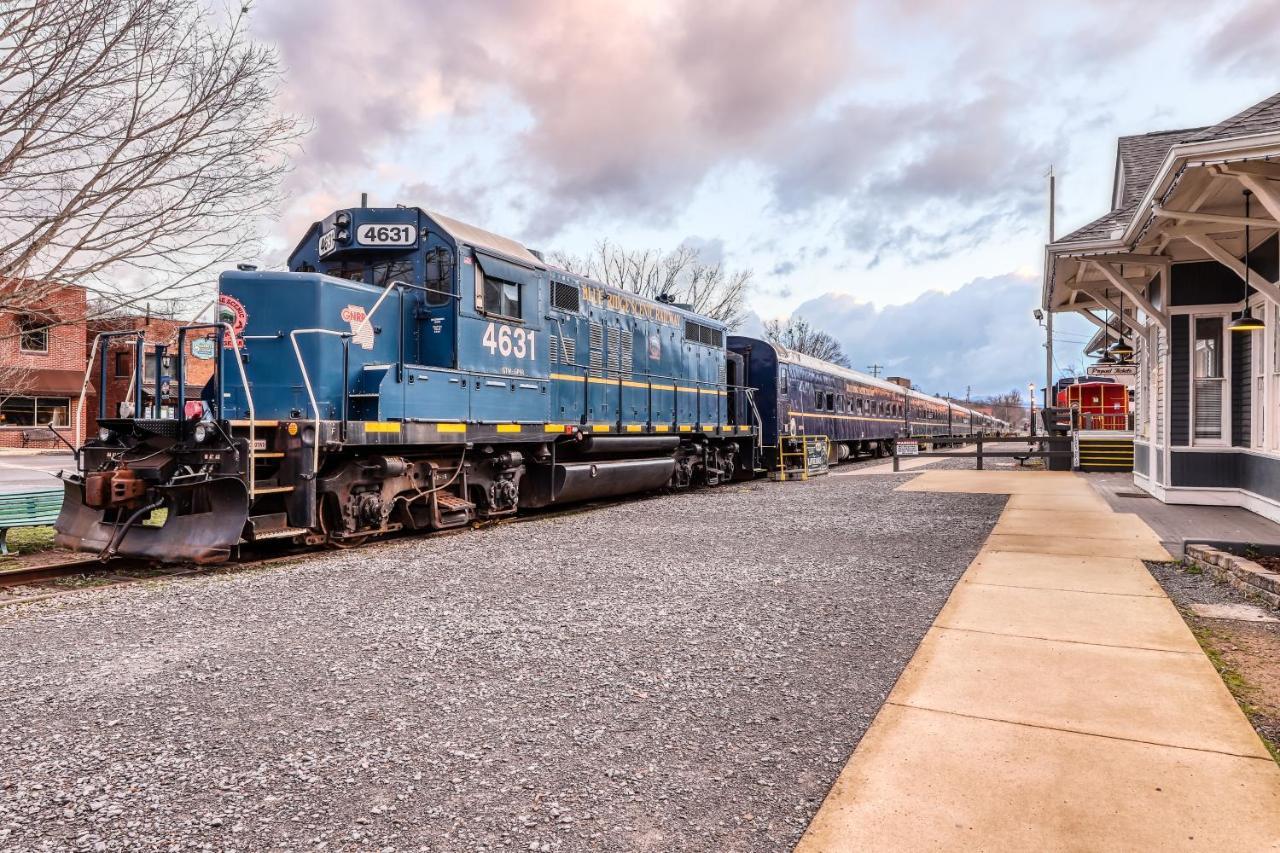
[979,389,1029,426]
[763,315,851,367]
[551,239,750,329]
[0,0,301,328]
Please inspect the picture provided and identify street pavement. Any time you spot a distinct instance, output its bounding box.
[0,453,74,494]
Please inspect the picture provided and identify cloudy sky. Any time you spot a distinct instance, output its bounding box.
[248,0,1277,397]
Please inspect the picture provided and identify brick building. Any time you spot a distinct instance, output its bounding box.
[0,281,217,449]
[0,284,90,449]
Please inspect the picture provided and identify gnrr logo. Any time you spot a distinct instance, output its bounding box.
[217,294,248,347]
[341,305,375,349]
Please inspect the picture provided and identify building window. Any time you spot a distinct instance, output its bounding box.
[115,351,131,378]
[1194,316,1224,441]
[478,268,521,320]
[0,396,70,427]
[18,316,48,353]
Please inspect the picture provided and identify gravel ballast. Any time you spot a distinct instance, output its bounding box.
[0,469,1003,852]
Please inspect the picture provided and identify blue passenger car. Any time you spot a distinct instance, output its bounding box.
[730,336,1004,467]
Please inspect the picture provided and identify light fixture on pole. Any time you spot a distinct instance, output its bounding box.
[1231,188,1265,333]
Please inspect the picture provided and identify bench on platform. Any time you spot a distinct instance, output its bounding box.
[0,489,63,555]
[19,428,59,449]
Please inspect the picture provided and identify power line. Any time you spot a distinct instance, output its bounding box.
[866,363,883,378]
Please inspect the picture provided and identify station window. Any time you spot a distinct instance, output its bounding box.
[479,268,521,320]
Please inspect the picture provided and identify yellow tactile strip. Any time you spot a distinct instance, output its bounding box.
[796,469,1280,852]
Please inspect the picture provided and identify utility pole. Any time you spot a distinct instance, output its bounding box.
[1045,166,1055,409]
[867,363,883,378]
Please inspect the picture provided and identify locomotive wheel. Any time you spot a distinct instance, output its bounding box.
[325,534,370,550]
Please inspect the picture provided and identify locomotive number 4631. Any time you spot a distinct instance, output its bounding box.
[482,322,536,360]
[356,223,416,246]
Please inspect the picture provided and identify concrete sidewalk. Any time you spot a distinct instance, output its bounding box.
[797,469,1280,852]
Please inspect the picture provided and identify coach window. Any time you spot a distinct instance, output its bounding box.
[836,394,844,412]
[779,367,789,394]
[825,392,834,411]
[814,390,823,410]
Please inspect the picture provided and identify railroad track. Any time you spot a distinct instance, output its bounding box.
[0,453,904,609]
[0,495,642,608]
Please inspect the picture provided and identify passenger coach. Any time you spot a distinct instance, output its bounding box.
[729,336,1003,468]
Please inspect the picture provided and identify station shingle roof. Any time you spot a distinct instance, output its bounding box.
[1185,91,1280,143]
[1056,128,1203,245]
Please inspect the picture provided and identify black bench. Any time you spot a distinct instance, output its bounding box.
[0,489,63,555]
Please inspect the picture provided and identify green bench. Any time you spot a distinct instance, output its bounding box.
[0,489,63,555]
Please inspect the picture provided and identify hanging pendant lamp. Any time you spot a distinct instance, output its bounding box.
[1109,290,1134,358]
[1096,302,1117,364]
[1231,188,1265,332]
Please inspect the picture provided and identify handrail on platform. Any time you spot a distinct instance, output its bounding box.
[892,434,1073,472]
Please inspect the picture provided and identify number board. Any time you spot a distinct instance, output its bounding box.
[318,228,336,256]
[897,440,920,456]
[356,223,416,247]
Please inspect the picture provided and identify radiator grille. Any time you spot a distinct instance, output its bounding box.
[550,334,576,365]
[607,327,621,373]
[588,322,603,377]
[551,281,580,312]
[621,330,633,373]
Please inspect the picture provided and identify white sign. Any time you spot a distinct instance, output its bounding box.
[190,338,217,360]
[897,440,920,456]
[318,228,336,256]
[1088,363,1137,377]
[356,223,415,246]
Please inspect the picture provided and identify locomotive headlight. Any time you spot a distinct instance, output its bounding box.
[335,211,351,227]
[193,422,210,444]
[98,427,112,442]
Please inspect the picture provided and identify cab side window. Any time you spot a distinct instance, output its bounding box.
[424,247,455,306]
[478,267,521,320]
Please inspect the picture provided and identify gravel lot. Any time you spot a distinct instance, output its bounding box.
[0,468,1004,852]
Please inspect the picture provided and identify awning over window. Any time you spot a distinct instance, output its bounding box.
[6,369,92,396]
[474,251,539,288]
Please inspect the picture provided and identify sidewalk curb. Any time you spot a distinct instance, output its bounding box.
[1185,544,1280,609]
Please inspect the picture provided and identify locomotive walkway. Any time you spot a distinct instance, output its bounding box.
[796,469,1280,851]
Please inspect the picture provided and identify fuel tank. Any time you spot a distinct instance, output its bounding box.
[520,457,674,508]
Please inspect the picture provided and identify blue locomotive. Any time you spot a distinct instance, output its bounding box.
[56,206,757,562]
[730,336,1006,467]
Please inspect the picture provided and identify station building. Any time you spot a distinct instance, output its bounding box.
[1044,91,1280,521]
